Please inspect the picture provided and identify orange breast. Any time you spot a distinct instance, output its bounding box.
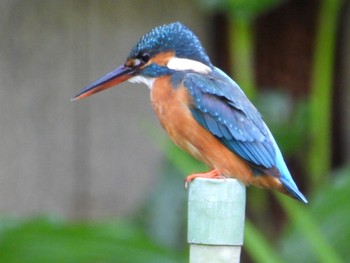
[150,76,255,185]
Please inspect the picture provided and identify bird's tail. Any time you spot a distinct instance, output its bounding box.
[279,176,308,203]
[266,126,308,203]
[274,146,308,203]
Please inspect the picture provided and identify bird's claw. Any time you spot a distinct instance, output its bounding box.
[184,169,225,188]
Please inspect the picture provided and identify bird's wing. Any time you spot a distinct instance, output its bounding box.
[183,68,278,174]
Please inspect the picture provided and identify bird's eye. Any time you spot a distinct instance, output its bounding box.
[125,53,150,68]
[140,53,150,63]
[132,59,142,67]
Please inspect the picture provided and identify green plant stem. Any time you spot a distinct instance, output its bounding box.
[277,195,343,263]
[308,0,343,190]
[244,219,284,263]
[228,16,256,100]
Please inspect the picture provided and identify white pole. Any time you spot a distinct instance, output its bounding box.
[188,178,246,263]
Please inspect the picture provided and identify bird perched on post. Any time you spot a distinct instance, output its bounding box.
[72,22,307,203]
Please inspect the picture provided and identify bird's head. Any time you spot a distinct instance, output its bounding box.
[72,22,212,100]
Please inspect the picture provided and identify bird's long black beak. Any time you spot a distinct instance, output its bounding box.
[72,64,134,101]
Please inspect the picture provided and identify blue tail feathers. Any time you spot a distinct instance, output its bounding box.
[280,176,308,203]
[266,126,308,203]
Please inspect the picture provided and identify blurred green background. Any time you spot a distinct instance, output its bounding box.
[0,0,349,262]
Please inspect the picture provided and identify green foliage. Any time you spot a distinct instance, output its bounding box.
[241,167,350,263]
[0,217,185,263]
[255,90,308,155]
[244,220,284,263]
[279,167,350,263]
[229,17,256,99]
[308,0,343,190]
[199,0,285,20]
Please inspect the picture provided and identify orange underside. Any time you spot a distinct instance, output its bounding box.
[150,76,288,195]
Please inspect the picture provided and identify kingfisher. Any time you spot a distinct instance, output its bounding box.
[72,22,307,203]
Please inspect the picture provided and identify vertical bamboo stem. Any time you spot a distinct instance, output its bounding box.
[309,0,343,189]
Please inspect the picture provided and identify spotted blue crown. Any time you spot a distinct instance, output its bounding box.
[127,22,212,67]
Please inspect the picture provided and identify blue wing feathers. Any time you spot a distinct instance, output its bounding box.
[183,68,307,203]
[204,114,221,137]
[184,72,276,169]
[218,122,233,140]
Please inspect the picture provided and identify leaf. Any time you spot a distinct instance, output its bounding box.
[0,217,185,263]
[244,220,284,263]
[278,167,350,263]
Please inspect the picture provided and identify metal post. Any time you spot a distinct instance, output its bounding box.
[188,178,246,263]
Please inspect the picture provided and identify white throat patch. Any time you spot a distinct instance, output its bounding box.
[167,57,212,74]
[128,76,155,90]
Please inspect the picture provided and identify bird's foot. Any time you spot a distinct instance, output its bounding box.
[184,169,225,188]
